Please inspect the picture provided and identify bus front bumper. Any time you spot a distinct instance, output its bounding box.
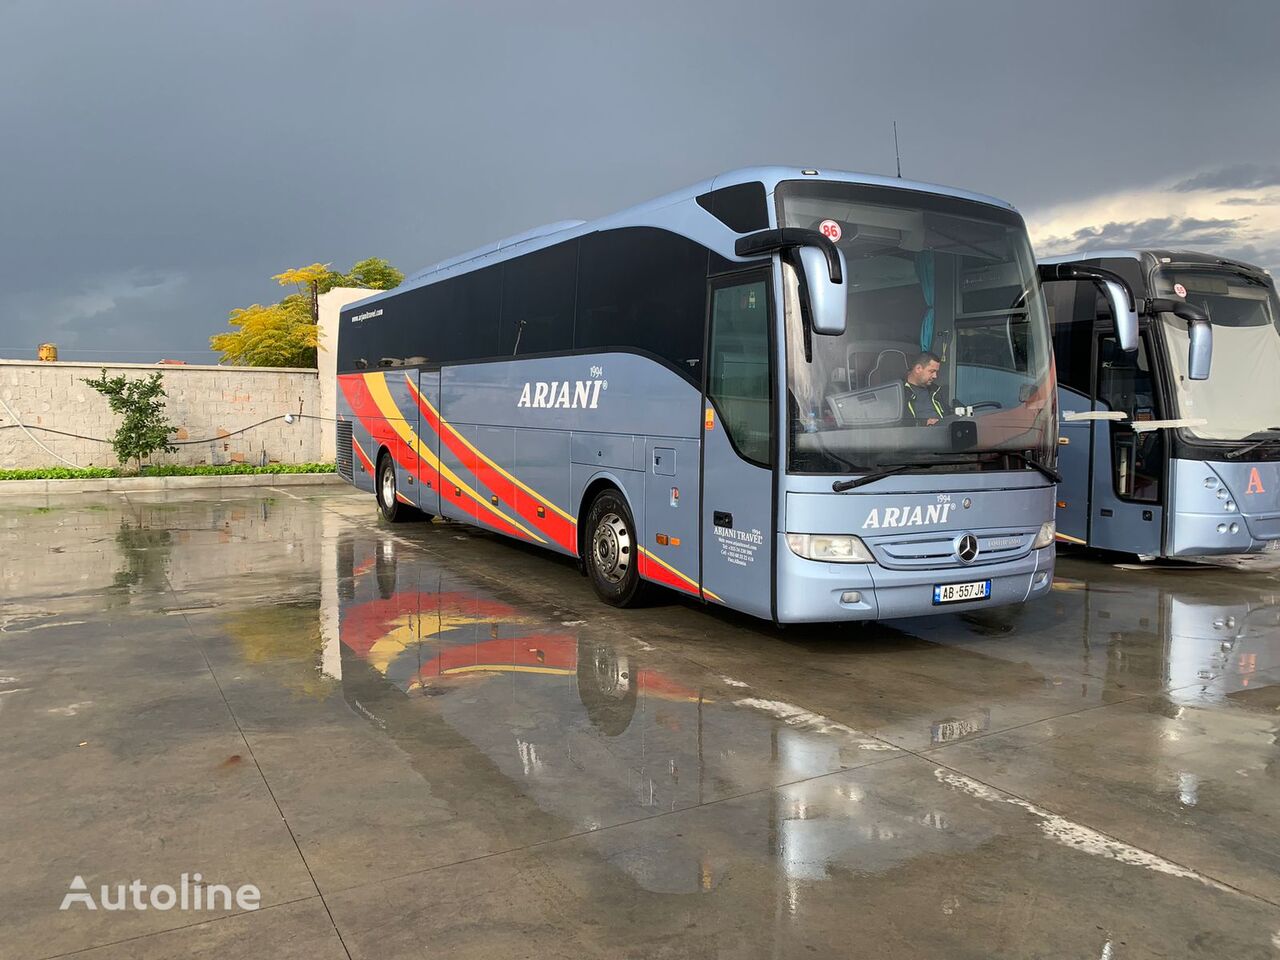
[774,537,1054,623]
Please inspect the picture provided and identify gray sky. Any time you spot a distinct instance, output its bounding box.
[3,0,1279,363]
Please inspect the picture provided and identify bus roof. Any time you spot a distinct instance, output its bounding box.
[348,167,1021,312]
[1040,248,1268,275]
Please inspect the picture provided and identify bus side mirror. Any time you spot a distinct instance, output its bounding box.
[735,228,846,335]
[798,245,848,336]
[1188,319,1212,380]
[1147,297,1212,380]
[1100,280,1139,353]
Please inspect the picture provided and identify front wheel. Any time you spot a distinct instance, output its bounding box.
[583,489,647,607]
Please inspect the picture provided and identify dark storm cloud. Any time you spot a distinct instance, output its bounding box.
[1171,164,1280,193]
[2,0,1279,362]
[1219,195,1280,206]
[1040,216,1246,252]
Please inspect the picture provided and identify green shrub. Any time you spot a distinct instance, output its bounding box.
[0,464,335,481]
[0,467,117,481]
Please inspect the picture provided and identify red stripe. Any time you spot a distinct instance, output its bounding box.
[340,375,534,542]
[637,552,700,597]
[339,375,437,490]
[408,376,577,554]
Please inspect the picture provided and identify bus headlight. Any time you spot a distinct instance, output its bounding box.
[1031,521,1056,550]
[786,533,874,563]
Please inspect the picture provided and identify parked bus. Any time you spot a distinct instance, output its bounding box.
[335,167,1135,622]
[1043,249,1280,558]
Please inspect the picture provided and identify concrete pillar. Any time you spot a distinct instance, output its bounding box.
[317,288,377,463]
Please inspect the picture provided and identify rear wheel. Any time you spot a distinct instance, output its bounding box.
[376,453,430,523]
[583,489,647,607]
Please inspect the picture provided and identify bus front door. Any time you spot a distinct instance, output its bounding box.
[1088,333,1166,555]
[699,272,775,620]
[1055,383,1094,546]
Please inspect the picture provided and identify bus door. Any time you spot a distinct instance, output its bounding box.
[700,271,775,620]
[1088,331,1166,554]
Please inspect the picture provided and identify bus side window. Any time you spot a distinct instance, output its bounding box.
[499,240,577,356]
[575,228,707,381]
[708,279,772,466]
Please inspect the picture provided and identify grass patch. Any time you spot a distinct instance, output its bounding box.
[1,463,335,481]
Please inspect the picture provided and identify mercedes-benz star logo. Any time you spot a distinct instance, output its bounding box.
[954,533,980,564]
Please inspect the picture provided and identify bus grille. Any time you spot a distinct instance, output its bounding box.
[870,529,1034,570]
[336,421,353,481]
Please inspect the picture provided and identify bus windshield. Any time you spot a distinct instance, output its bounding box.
[776,181,1055,474]
[1154,266,1280,442]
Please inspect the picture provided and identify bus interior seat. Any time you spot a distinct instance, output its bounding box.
[867,349,908,387]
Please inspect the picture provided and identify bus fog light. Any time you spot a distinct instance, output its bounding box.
[786,533,874,563]
[1217,523,1227,534]
[1031,521,1056,550]
[840,591,862,604]
[1225,500,1237,512]
[1230,522,1240,534]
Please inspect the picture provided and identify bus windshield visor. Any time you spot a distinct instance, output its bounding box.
[1154,266,1280,442]
[776,182,1054,474]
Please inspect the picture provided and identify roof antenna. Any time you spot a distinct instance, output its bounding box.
[893,121,902,178]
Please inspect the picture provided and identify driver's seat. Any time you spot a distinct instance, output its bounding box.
[868,350,908,387]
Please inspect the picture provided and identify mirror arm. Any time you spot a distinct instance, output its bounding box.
[736,228,843,284]
[1142,297,1211,324]
[1037,262,1136,312]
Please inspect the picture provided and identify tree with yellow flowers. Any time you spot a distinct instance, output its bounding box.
[211,258,403,367]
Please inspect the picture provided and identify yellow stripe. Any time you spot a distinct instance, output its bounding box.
[405,374,577,525]
[364,373,545,543]
[440,664,575,677]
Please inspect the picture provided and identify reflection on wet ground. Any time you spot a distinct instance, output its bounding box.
[2,487,1279,958]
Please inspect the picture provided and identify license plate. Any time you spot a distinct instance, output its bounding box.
[933,579,991,605]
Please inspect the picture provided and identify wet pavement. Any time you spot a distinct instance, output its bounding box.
[2,486,1279,959]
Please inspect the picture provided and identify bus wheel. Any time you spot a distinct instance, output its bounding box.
[376,453,426,523]
[584,489,647,607]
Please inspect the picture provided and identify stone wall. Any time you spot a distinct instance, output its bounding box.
[0,359,324,469]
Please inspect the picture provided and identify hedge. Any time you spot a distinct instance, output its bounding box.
[0,463,336,481]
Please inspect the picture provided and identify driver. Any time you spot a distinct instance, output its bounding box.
[903,351,948,425]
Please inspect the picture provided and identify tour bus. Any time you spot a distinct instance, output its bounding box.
[1043,249,1280,558]
[335,167,1136,622]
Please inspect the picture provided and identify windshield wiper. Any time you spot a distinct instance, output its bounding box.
[831,452,1061,492]
[832,459,979,492]
[1004,451,1063,484]
[1227,428,1280,460]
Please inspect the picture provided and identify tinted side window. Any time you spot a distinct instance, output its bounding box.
[575,228,707,381]
[499,240,578,356]
[696,182,769,233]
[1049,279,1093,394]
[400,265,501,363]
[337,310,368,372]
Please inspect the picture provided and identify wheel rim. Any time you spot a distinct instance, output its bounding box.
[380,463,396,507]
[593,511,632,584]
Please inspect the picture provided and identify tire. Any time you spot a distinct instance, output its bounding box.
[583,488,647,607]
[376,453,429,523]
